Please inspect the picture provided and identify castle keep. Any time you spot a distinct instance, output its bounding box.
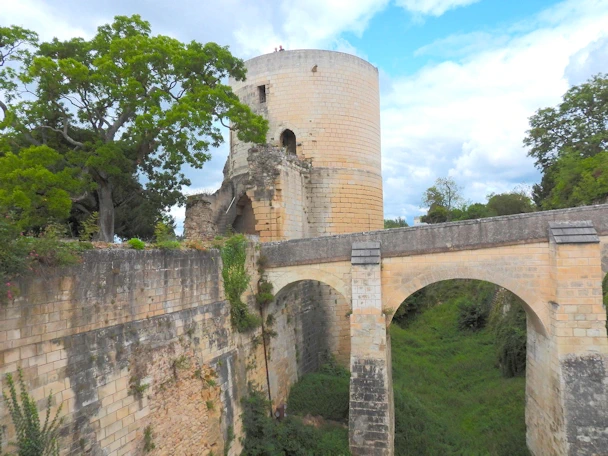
[184,49,384,241]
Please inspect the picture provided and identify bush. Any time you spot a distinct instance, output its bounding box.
[288,361,350,422]
[154,221,174,243]
[127,238,145,250]
[79,212,99,241]
[1,218,92,303]
[491,299,527,378]
[1,368,64,455]
[155,240,181,250]
[457,297,490,331]
[241,388,350,456]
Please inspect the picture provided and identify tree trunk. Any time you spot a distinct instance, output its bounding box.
[97,181,115,242]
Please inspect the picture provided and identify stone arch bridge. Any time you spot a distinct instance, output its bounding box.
[261,205,608,456]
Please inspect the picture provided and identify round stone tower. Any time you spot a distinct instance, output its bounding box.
[228,49,383,236]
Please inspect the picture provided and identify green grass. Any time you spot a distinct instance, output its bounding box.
[391,299,529,455]
[288,361,350,423]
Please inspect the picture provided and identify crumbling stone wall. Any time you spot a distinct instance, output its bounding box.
[246,145,311,242]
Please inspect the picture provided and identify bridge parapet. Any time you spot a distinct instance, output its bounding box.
[262,204,608,268]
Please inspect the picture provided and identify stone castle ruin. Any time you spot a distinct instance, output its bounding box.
[2,49,608,456]
[184,50,384,242]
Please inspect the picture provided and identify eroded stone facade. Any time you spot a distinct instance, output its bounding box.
[0,244,352,455]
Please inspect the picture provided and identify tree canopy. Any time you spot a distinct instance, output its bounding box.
[524,74,608,208]
[419,179,534,224]
[420,177,464,223]
[0,16,268,240]
[384,217,409,229]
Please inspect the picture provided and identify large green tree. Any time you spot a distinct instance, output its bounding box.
[2,16,267,241]
[524,74,608,208]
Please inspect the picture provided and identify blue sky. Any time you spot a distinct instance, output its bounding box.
[3,0,608,231]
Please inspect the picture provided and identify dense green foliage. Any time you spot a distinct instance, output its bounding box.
[0,16,268,241]
[391,297,529,455]
[384,217,408,229]
[490,300,527,378]
[393,280,495,327]
[220,235,260,332]
[0,145,83,232]
[288,361,350,422]
[421,187,535,224]
[241,388,350,456]
[421,178,464,222]
[1,369,63,455]
[456,296,490,331]
[126,238,145,250]
[525,74,608,208]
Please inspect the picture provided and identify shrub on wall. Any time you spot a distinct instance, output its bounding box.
[1,369,64,455]
[127,238,145,250]
[0,218,92,304]
[220,235,260,332]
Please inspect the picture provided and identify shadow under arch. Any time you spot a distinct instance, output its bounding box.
[264,276,351,406]
[384,266,548,337]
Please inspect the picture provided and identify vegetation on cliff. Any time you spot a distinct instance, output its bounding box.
[219,234,260,332]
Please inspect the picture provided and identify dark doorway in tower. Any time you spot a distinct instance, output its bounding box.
[280,129,297,155]
[231,194,258,235]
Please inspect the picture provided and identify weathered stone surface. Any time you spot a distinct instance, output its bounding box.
[549,220,599,244]
[0,249,266,456]
[561,354,608,455]
[262,204,608,267]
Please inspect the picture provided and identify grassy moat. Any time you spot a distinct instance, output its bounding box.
[390,299,528,455]
[242,283,529,455]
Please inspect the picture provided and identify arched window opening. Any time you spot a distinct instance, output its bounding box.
[231,195,258,235]
[280,129,296,155]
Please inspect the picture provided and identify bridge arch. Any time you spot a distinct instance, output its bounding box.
[384,265,548,337]
[264,267,352,406]
[268,267,350,303]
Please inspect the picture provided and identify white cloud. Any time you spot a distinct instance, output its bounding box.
[381,0,608,220]
[0,0,90,40]
[395,0,480,17]
[233,0,388,56]
[565,34,608,85]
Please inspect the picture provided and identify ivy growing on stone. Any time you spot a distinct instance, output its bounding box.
[220,234,260,332]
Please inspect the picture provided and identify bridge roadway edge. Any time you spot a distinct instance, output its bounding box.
[261,204,608,267]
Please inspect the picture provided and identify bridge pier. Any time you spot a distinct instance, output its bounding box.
[525,222,608,455]
[349,242,394,456]
[345,221,608,456]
